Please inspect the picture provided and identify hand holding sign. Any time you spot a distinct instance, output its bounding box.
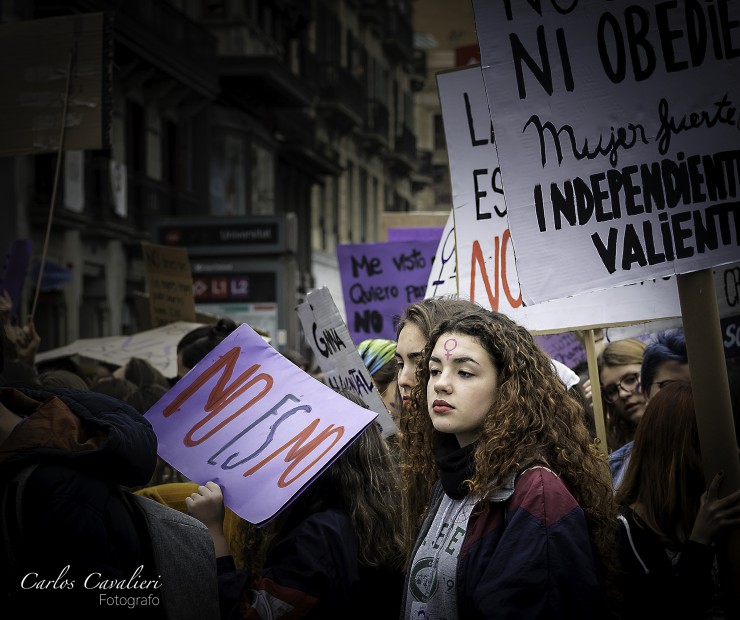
[145,323,378,526]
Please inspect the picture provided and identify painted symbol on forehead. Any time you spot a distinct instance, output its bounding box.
[443,338,458,360]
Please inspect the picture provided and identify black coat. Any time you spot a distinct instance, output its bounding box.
[0,387,159,617]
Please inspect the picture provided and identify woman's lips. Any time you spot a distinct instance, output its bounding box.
[432,400,453,414]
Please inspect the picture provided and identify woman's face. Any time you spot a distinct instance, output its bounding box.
[600,363,646,424]
[427,332,498,447]
[395,323,426,409]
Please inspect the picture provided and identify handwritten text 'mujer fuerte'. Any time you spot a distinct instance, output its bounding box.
[524,93,740,169]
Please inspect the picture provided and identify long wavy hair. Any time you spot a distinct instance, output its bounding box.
[614,381,704,549]
[407,309,619,585]
[395,297,484,546]
[236,394,406,574]
[597,338,647,450]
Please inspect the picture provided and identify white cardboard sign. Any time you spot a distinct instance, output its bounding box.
[472,0,740,305]
[437,65,683,331]
[296,287,398,436]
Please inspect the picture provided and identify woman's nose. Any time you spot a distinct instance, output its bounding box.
[433,373,451,393]
[398,364,414,389]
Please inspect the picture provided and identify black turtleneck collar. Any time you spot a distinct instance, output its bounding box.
[434,432,476,499]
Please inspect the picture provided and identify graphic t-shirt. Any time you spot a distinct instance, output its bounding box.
[404,492,477,619]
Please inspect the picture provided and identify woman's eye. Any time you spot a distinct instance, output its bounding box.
[429,368,441,376]
[459,370,473,378]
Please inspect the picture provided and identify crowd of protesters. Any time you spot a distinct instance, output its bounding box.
[2,290,740,619]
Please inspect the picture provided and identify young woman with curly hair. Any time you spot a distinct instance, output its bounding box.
[394,297,482,550]
[400,308,620,619]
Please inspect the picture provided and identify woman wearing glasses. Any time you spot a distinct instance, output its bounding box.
[608,330,690,491]
[597,339,648,488]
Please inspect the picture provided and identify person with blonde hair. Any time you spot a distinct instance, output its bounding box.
[401,308,619,618]
[609,329,690,490]
[597,338,648,452]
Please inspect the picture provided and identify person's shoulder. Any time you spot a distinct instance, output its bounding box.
[511,466,580,521]
[515,464,564,487]
[608,441,633,463]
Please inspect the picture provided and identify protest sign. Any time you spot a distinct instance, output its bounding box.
[145,322,377,525]
[437,64,684,331]
[717,262,740,317]
[0,12,111,156]
[337,239,437,342]
[723,314,740,359]
[296,286,397,436]
[142,241,196,328]
[472,0,740,305]
[34,321,204,378]
[534,331,586,370]
[718,262,740,357]
[425,210,458,300]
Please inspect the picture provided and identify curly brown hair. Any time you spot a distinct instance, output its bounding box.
[405,309,619,589]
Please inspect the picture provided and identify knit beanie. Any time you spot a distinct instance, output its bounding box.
[357,339,397,377]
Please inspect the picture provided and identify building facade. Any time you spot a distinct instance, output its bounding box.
[0,0,428,356]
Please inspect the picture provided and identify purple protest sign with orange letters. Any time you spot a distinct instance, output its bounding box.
[145,323,378,526]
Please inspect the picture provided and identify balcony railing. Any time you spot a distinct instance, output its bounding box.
[112,0,216,60]
[395,125,417,160]
[382,5,414,63]
[317,63,364,130]
[387,124,417,174]
[358,0,385,26]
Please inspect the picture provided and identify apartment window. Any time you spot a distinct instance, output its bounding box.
[251,142,275,215]
[314,184,326,251]
[331,175,340,249]
[346,161,355,242]
[359,168,368,243]
[126,101,146,174]
[210,133,247,216]
[433,114,446,151]
[315,2,341,64]
[434,164,452,205]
